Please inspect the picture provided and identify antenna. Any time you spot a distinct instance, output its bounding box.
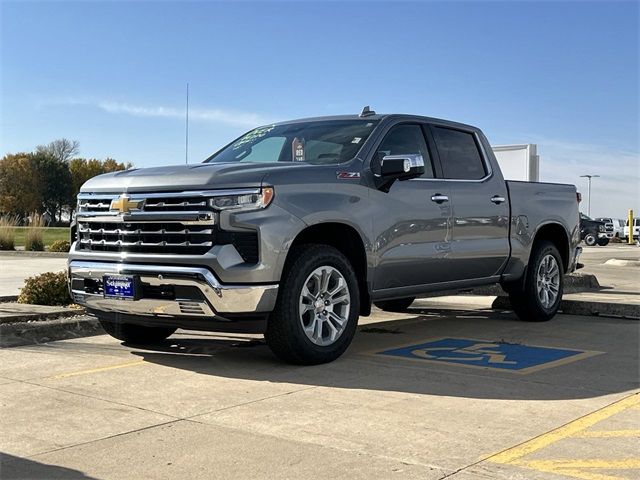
[359,105,376,117]
[185,82,189,164]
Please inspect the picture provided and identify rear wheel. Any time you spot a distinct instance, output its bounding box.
[597,237,610,246]
[265,244,359,365]
[374,297,415,312]
[99,319,176,344]
[584,234,597,246]
[509,240,564,322]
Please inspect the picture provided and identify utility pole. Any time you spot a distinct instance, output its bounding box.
[580,174,600,216]
[185,82,189,164]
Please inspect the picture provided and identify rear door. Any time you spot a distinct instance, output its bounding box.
[427,124,510,281]
[371,123,454,290]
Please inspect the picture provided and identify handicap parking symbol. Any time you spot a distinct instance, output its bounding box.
[378,338,599,373]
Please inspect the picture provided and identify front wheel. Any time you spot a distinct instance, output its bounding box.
[508,240,564,322]
[99,319,176,344]
[597,237,610,246]
[584,234,597,246]
[265,244,360,365]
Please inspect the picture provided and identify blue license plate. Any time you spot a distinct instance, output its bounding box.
[103,275,136,299]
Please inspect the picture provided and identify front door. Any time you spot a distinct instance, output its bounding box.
[370,123,454,290]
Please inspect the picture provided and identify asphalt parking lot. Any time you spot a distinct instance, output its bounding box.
[1,244,639,479]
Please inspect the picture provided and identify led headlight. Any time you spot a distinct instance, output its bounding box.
[209,187,274,211]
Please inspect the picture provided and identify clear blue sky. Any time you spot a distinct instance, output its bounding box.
[1,1,638,217]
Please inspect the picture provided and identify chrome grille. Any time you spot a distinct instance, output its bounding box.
[77,221,214,254]
[75,190,260,261]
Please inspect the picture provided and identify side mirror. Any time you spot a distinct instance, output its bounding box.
[376,154,425,192]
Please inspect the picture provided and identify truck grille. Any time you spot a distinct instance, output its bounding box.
[77,221,214,255]
[76,191,260,262]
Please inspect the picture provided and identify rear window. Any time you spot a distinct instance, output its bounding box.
[431,126,487,180]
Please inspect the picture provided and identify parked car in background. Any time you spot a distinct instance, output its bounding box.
[594,217,616,239]
[580,213,609,246]
[623,218,640,242]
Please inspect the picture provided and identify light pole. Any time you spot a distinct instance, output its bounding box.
[580,174,600,217]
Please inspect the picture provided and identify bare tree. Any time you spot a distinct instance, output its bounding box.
[36,139,80,162]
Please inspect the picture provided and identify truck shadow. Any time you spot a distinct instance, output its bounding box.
[128,307,639,402]
[0,453,97,480]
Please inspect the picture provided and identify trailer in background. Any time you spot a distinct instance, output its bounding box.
[492,144,539,182]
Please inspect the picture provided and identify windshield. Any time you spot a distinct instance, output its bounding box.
[205,120,379,165]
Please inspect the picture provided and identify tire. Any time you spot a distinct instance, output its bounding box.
[99,319,176,344]
[597,238,610,246]
[508,240,564,322]
[265,244,360,365]
[374,297,415,312]
[584,234,597,246]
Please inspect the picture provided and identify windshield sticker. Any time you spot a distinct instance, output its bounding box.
[337,171,361,179]
[292,137,305,162]
[232,125,275,150]
[351,137,362,144]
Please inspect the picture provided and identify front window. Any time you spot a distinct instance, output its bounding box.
[205,120,379,165]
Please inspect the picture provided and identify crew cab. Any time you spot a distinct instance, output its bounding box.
[68,109,582,364]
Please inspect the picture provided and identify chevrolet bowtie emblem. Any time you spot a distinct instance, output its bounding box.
[110,195,143,214]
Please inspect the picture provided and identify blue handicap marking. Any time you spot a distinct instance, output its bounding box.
[378,338,588,371]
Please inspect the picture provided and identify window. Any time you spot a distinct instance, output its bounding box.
[375,124,434,178]
[431,126,487,180]
[226,136,286,163]
[205,120,379,165]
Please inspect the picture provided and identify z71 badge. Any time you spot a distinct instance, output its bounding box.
[336,171,361,179]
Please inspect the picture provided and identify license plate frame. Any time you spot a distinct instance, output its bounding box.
[103,275,137,300]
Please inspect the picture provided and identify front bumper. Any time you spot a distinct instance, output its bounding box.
[68,261,278,321]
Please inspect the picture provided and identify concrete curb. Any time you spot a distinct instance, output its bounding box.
[0,306,84,325]
[0,315,103,348]
[491,296,640,320]
[0,296,18,303]
[604,259,640,267]
[0,250,68,258]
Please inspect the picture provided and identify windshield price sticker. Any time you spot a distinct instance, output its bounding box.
[292,137,305,162]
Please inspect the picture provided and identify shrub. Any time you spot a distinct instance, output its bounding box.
[18,271,71,306]
[48,239,71,252]
[25,213,45,251]
[0,215,18,250]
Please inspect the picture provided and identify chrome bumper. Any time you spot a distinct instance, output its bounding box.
[68,261,278,319]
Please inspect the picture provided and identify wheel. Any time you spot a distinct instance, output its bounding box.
[99,319,176,344]
[374,297,415,312]
[508,240,564,322]
[584,234,597,246]
[265,244,359,365]
[597,237,609,246]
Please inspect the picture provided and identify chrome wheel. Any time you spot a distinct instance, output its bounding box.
[536,254,560,309]
[299,266,351,346]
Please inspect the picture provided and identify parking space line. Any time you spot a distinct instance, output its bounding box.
[52,360,146,379]
[486,393,639,464]
[574,429,640,438]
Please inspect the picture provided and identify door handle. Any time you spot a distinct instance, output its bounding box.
[491,195,506,204]
[431,194,449,204]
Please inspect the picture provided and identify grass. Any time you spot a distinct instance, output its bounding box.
[13,227,70,248]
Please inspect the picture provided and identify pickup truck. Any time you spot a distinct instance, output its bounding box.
[68,109,582,364]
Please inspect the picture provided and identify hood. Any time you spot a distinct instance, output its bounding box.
[80,162,310,193]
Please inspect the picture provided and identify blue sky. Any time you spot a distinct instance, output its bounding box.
[1,0,638,217]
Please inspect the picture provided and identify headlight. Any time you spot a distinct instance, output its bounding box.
[209,187,274,211]
[598,225,605,232]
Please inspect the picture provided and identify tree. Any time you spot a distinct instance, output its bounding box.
[68,157,131,201]
[0,153,43,218]
[36,138,80,162]
[30,152,72,222]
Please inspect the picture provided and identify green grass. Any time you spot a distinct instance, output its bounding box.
[13,227,70,248]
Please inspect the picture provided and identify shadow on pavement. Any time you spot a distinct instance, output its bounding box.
[0,453,97,480]
[128,308,639,402]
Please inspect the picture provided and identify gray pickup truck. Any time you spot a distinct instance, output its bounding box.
[68,108,581,364]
